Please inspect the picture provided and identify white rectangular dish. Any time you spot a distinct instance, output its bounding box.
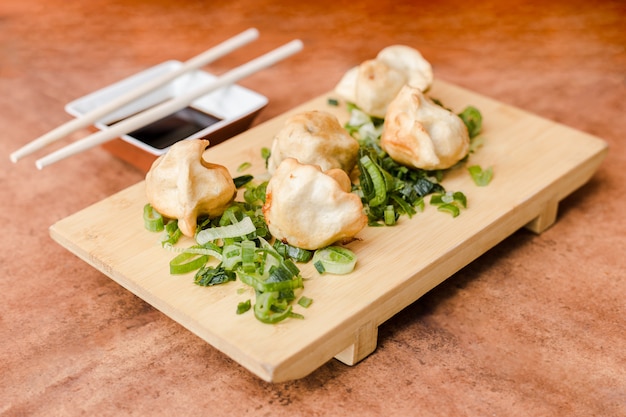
[65,60,268,155]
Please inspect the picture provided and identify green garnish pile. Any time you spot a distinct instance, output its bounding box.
[347,102,486,225]
[143,98,487,324]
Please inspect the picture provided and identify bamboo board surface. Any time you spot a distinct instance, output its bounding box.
[49,80,607,382]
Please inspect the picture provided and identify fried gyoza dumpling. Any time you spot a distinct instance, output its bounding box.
[145,139,236,237]
[381,85,470,170]
[262,158,367,250]
[335,60,407,119]
[377,45,433,92]
[334,45,433,118]
[267,111,360,175]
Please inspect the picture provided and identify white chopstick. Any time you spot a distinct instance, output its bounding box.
[9,28,260,163]
[35,39,303,170]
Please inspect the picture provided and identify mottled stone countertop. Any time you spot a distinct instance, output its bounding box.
[1,0,624,416]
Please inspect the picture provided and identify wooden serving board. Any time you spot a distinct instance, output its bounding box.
[49,80,607,382]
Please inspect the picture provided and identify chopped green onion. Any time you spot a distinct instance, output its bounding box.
[236,162,252,173]
[236,299,251,315]
[359,154,387,207]
[346,107,372,130]
[468,165,493,186]
[272,240,313,262]
[253,291,293,324]
[458,106,483,139]
[160,220,182,247]
[221,242,242,270]
[312,246,357,275]
[243,181,267,205]
[430,191,467,217]
[453,191,467,208]
[239,270,303,293]
[143,204,164,232]
[169,252,209,275]
[162,242,223,262]
[196,216,256,244]
[384,205,396,225]
[436,203,461,217]
[241,239,257,273]
[297,296,313,308]
[327,98,339,106]
[194,265,236,286]
[261,147,271,168]
[233,174,253,188]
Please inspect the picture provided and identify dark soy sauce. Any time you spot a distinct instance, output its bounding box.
[109,107,222,150]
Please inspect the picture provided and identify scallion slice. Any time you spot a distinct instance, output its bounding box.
[169,252,209,275]
[241,239,257,273]
[196,216,256,245]
[253,291,293,324]
[312,246,357,275]
[272,240,313,262]
[160,220,182,247]
[359,155,387,207]
[236,299,251,315]
[384,205,396,225]
[468,165,493,186]
[239,270,303,293]
[162,242,223,262]
[430,191,467,217]
[236,162,252,173]
[143,204,164,232]
[297,296,313,308]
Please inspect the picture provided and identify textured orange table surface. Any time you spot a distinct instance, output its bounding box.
[1,0,624,416]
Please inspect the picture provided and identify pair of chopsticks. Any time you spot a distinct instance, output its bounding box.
[10,28,303,169]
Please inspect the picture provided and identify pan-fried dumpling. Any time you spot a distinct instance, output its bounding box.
[334,45,433,118]
[263,158,367,250]
[267,110,360,175]
[145,139,236,237]
[339,60,407,118]
[377,45,433,92]
[381,85,470,170]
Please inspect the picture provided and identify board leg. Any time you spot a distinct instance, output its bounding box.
[525,199,559,234]
[334,321,378,366]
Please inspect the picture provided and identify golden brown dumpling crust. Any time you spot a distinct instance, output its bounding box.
[353,59,407,118]
[381,85,470,170]
[334,45,433,118]
[262,158,367,250]
[376,45,433,92]
[145,139,236,237]
[267,110,360,175]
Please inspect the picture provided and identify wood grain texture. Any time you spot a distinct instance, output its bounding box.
[49,81,607,382]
